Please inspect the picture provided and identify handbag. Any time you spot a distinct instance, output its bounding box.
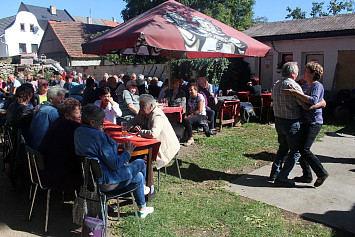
[72,159,103,226]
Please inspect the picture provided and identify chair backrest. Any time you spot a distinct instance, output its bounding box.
[249,94,263,107]
[3,125,14,159]
[25,145,47,189]
[80,157,102,192]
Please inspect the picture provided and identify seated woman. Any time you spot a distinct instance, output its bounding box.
[164,78,186,113]
[38,98,83,192]
[148,77,160,98]
[129,94,180,170]
[183,83,215,146]
[118,80,140,121]
[74,104,154,218]
[94,86,122,124]
[247,77,262,95]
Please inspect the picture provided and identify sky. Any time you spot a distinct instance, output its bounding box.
[0,0,349,24]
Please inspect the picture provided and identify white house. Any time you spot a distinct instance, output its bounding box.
[0,11,44,57]
[243,13,355,97]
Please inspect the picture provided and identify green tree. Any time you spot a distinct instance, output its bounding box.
[310,2,328,17]
[285,6,306,19]
[327,0,353,15]
[288,0,354,19]
[121,0,255,30]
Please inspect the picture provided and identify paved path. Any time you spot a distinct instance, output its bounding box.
[223,132,355,234]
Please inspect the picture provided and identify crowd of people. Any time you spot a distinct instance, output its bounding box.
[0,70,223,220]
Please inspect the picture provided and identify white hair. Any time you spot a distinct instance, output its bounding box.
[139,94,156,107]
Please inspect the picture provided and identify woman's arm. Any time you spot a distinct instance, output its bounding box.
[302,99,326,110]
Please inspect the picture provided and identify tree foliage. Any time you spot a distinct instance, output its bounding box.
[287,0,354,19]
[286,7,306,19]
[171,58,230,87]
[121,0,255,30]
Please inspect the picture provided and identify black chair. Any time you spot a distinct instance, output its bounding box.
[83,157,141,235]
[25,145,51,233]
[249,94,264,122]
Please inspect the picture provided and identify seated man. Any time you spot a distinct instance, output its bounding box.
[164,78,186,113]
[29,87,67,150]
[74,104,154,218]
[39,98,82,192]
[118,80,140,121]
[94,86,122,124]
[198,77,217,130]
[129,94,180,170]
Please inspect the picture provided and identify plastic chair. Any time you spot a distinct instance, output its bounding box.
[25,145,51,233]
[83,157,141,235]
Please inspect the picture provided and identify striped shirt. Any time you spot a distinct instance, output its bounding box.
[272,78,303,119]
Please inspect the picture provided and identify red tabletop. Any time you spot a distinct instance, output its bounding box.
[159,105,184,123]
[237,91,250,99]
[261,93,272,107]
[104,121,161,161]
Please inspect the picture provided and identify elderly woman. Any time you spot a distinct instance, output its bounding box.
[38,98,83,191]
[164,78,187,113]
[183,83,214,146]
[6,84,34,141]
[129,94,180,170]
[74,104,154,218]
[283,62,328,187]
[119,80,140,121]
[94,86,122,124]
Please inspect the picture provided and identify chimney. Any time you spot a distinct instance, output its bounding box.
[50,5,56,15]
[112,17,116,22]
[87,17,92,24]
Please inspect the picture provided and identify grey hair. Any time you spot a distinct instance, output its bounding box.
[126,80,137,88]
[139,94,156,107]
[282,62,298,78]
[81,104,105,125]
[138,74,144,80]
[47,86,67,101]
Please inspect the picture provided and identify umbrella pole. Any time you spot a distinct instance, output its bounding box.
[168,51,172,88]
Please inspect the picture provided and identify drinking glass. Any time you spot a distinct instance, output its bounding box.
[121,121,128,137]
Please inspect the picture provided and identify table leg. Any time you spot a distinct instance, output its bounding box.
[147,147,153,202]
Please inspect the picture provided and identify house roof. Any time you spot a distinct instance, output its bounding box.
[0,15,16,35]
[18,2,75,22]
[243,13,355,41]
[48,21,112,58]
[101,19,119,27]
[72,15,106,26]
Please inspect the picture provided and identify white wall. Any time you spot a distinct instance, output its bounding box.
[245,35,355,91]
[3,11,44,57]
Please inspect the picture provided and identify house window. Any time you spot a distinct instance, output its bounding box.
[19,43,26,53]
[31,44,38,53]
[30,24,35,32]
[20,23,25,32]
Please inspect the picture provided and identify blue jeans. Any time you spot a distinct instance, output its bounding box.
[101,159,146,208]
[299,123,328,179]
[271,117,301,181]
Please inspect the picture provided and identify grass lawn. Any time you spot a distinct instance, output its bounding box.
[109,117,354,236]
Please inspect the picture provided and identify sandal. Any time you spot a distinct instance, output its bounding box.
[314,174,329,187]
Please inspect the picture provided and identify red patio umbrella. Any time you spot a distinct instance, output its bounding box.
[82,0,270,58]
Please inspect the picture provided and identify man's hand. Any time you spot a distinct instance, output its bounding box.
[108,96,115,105]
[123,141,136,154]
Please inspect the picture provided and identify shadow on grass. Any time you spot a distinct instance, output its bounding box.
[165,159,239,183]
[243,151,275,162]
[301,204,355,236]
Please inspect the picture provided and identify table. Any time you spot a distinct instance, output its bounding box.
[261,93,272,107]
[159,106,184,123]
[216,99,240,131]
[237,91,250,102]
[104,121,161,202]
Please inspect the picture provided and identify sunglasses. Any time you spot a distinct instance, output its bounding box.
[41,83,49,86]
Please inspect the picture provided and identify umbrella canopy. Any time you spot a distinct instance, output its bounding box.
[82,0,270,58]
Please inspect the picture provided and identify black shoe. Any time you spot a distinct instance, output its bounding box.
[274,179,295,187]
[268,176,276,182]
[205,130,216,137]
[293,176,313,183]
